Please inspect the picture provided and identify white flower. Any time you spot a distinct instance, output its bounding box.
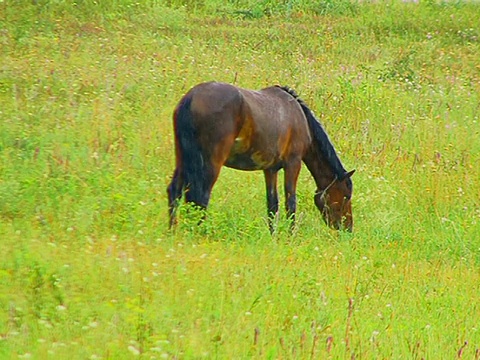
[128,345,141,356]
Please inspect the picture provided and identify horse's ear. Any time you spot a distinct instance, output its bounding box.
[345,169,356,178]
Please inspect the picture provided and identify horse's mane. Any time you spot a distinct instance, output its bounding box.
[276,85,347,179]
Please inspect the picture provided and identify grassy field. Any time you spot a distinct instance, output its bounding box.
[1,0,480,358]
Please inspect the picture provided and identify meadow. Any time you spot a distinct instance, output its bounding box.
[1,0,480,358]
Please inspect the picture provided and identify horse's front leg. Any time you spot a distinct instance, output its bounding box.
[264,169,279,234]
[284,161,302,231]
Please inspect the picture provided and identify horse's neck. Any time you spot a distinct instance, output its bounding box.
[303,146,336,191]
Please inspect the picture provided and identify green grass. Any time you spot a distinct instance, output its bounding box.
[1,0,480,358]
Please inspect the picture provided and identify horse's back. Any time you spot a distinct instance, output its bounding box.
[174,82,310,171]
[240,86,309,135]
[233,86,311,168]
[176,82,243,144]
[185,82,243,117]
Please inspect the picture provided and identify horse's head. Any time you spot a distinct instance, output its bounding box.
[314,170,355,232]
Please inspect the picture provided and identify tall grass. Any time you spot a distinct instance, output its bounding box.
[1,0,480,358]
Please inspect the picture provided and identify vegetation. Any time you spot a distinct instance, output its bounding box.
[1,0,479,358]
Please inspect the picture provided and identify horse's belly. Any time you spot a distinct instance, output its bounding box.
[225,151,279,171]
[225,134,282,170]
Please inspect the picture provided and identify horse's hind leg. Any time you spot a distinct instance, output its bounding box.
[184,139,234,223]
[167,168,183,228]
[184,163,221,219]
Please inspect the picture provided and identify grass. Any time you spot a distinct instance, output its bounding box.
[1,0,480,358]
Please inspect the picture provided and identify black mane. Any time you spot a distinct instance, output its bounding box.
[276,85,347,179]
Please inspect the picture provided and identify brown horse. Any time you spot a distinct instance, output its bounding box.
[167,82,355,232]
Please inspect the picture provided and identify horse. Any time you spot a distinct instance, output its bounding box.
[167,82,355,232]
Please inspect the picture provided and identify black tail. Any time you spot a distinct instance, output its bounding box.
[174,96,208,207]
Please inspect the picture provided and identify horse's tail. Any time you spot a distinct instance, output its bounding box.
[174,95,208,207]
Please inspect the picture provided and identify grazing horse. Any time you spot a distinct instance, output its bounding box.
[167,82,355,232]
